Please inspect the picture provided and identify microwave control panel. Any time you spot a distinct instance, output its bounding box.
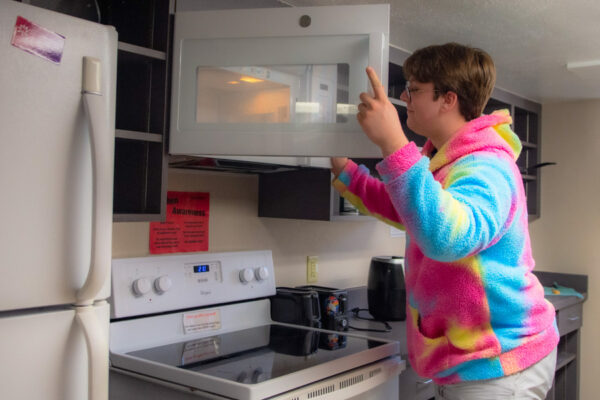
[110,250,276,318]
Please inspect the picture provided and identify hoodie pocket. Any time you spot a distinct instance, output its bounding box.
[407,306,449,376]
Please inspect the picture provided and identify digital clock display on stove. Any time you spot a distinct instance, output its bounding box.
[193,264,210,273]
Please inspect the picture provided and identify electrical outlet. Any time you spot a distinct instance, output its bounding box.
[306,256,318,283]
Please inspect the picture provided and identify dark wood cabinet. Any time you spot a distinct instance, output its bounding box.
[108,0,171,221]
[258,159,381,221]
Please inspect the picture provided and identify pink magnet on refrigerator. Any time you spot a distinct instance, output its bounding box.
[11,16,65,64]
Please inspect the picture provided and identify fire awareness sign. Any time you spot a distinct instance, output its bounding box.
[150,191,209,254]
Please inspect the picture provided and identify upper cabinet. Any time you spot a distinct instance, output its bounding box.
[169,5,389,158]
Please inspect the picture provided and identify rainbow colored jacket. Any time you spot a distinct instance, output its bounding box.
[333,110,558,384]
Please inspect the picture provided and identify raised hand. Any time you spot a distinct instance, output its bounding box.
[357,67,408,157]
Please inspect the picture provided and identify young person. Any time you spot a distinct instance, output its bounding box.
[331,43,558,399]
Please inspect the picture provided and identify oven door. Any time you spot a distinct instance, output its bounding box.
[110,323,403,400]
[170,5,389,158]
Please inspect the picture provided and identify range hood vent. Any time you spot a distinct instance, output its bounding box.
[168,155,300,174]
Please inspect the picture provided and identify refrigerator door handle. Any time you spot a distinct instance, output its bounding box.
[76,302,109,400]
[77,57,113,305]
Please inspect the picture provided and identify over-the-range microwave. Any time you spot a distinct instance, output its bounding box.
[169,4,389,163]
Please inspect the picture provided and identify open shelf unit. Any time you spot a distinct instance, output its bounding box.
[108,0,172,221]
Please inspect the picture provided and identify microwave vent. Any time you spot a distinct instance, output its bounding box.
[169,155,298,174]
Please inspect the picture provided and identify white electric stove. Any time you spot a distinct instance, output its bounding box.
[109,250,404,400]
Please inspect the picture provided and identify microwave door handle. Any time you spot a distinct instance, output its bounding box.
[75,303,109,400]
[77,57,113,305]
[368,32,387,97]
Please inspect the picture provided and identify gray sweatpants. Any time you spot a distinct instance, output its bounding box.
[435,347,557,400]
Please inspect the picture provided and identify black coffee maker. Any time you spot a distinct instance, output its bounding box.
[368,256,406,321]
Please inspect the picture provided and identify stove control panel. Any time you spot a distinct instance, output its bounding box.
[111,250,276,318]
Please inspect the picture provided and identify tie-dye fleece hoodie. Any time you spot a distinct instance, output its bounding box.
[333,110,558,384]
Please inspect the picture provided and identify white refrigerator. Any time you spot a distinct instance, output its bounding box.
[0,2,116,400]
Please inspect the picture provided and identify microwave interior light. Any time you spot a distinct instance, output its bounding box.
[295,102,320,114]
[239,76,264,83]
[566,59,600,70]
[337,103,358,115]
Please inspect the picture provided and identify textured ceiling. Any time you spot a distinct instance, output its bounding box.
[285,0,600,103]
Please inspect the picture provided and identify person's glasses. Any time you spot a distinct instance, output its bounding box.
[404,81,441,101]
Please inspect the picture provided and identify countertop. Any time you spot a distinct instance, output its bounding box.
[343,270,588,361]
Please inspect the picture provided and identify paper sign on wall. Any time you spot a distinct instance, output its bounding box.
[149,191,209,254]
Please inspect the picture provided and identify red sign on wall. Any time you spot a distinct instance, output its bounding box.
[149,191,209,254]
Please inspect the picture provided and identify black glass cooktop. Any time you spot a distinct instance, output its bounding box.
[127,324,386,384]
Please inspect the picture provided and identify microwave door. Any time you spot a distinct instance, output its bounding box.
[170,5,389,158]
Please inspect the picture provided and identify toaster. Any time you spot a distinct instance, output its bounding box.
[296,285,349,331]
[270,287,321,328]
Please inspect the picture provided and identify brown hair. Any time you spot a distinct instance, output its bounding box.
[403,42,496,121]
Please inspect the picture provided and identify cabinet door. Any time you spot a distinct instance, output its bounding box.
[170,5,389,158]
[397,366,435,400]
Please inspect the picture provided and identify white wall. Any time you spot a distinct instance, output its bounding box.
[529,100,600,400]
[112,168,407,289]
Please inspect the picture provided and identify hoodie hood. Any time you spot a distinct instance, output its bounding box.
[422,109,521,173]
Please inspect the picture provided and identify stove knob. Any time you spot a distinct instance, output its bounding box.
[154,275,172,294]
[239,268,254,283]
[254,266,270,281]
[132,278,152,296]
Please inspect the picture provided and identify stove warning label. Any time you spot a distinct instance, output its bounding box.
[183,309,221,334]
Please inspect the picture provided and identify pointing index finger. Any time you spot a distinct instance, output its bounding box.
[366,67,385,99]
